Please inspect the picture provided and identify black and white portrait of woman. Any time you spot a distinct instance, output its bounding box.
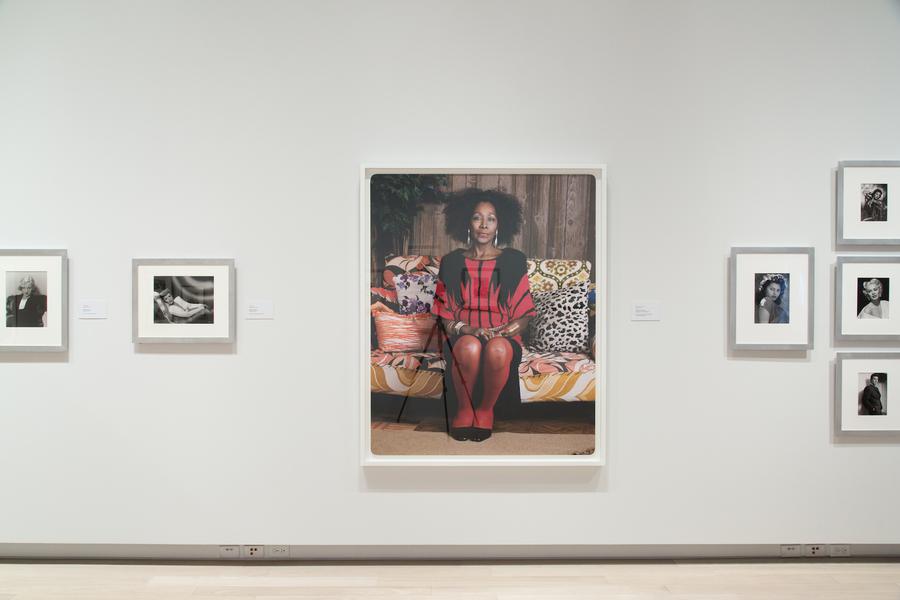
[5,272,48,328]
[152,276,214,324]
[861,183,888,222]
[857,277,889,319]
[754,273,789,324]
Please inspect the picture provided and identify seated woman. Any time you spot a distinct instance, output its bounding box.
[154,288,212,323]
[5,275,47,327]
[431,189,536,442]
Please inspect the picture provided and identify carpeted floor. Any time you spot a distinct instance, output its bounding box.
[370,395,596,455]
[371,429,595,455]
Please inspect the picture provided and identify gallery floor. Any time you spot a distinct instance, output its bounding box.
[0,559,898,598]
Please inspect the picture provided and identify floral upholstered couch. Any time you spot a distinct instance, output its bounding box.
[370,255,597,404]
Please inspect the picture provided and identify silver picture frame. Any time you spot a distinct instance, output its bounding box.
[0,249,68,353]
[835,352,900,437]
[836,160,900,246]
[835,256,900,342]
[132,258,236,344]
[729,247,814,351]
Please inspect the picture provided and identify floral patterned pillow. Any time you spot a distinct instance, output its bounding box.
[382,255,441,289]
[395,273,437,315]
[526,259,592,292]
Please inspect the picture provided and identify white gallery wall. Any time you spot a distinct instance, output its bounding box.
[1,0,899,547]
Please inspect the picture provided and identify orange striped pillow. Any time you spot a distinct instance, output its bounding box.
[374,312,440,352]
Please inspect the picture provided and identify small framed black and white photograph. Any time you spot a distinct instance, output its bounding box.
[1,250,68,352]
[836,256,900,341]
[729,247,813,350]
[835,353,900,435]
[132,258,235,344]
[837,161,900,245]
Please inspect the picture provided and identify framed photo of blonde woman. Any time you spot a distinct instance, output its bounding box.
[0,249,68,352]
[836,256,900,341]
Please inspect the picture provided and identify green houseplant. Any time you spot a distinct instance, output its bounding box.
[370,174,447,283]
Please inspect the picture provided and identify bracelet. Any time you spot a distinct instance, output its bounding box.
[453,321,465,335]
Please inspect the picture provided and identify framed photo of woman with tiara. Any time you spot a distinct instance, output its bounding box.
[361,166,607,467]
[729,247,814,351]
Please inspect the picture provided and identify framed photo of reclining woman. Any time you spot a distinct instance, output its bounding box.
[132,258,235,344]
[0,249,68,352]
[361,166,607,467]
[729,247,814,351]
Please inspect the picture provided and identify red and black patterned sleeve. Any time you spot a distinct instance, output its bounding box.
[509,274,536,320]
[431,279,456,321]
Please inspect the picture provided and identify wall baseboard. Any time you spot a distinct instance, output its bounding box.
[0,544,897,561]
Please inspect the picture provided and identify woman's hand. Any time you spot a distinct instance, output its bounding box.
[474,327,494,340]
[496,323,520,337]
[495,317,530,338]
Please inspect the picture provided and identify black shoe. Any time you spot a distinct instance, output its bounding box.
[469,428,492,442]
[449,428,471,441]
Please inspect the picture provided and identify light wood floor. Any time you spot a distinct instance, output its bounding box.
[1,560,899,599]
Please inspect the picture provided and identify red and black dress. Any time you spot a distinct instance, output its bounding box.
[431,248,536,416]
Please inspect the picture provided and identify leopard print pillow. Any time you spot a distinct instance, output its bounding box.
[528,282,590,353]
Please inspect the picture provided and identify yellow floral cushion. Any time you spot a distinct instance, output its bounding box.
[526,259,592,292]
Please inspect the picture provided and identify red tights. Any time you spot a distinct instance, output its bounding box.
[449,335,514,431]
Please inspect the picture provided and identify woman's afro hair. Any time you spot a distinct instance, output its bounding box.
[443,188,524,245]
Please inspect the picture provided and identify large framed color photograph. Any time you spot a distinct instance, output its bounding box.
[361,166,607,467]
[0,249,68,352]
[729,247,814,351]
[835,353,900,436]
[837,161,900,246]
[132,258,235,344]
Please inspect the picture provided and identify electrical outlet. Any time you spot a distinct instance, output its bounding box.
[241,545,265,559]
[780,544,802,557]
[218,545,240,559]
[266,545,290,559]
[803,544,828,557]
[830,544,851,557]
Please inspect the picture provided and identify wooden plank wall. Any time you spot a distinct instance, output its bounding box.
[408,174,596,262]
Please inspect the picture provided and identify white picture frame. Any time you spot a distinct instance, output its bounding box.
[835,256,900,341]
[132,258,235,344]
[729,247,814,351]
[835,353,900,436]
[360,165,608,467]
[837,161,900,246]
[0,249,68,352]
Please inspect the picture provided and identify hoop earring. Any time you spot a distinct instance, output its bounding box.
[494,230,498,246]
[467,229,471,246]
